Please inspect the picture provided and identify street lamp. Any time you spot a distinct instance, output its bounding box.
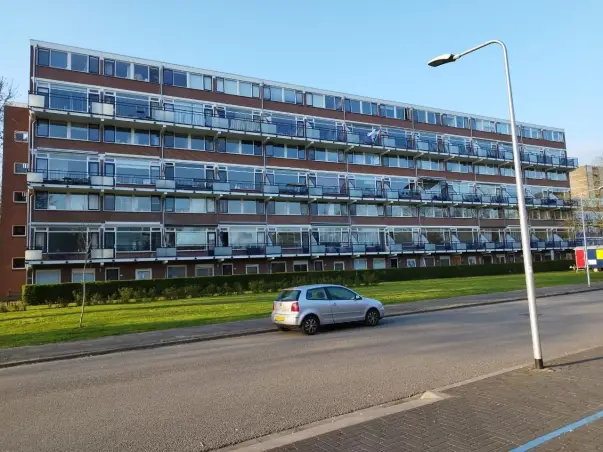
[428,40,544,369]
[578,186,603,287]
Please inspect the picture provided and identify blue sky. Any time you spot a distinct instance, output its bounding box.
[1,0,600,163]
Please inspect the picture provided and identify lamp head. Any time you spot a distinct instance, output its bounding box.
[428,53,458,67]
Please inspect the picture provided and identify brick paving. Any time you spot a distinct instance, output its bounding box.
[268,347,603,452]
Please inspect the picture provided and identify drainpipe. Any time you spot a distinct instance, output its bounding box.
[27,115,36,285]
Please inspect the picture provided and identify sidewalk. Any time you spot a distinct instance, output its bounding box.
[1,282,602,368]
[246,346,603,452]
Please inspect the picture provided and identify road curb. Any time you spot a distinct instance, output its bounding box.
[1,286,601,369]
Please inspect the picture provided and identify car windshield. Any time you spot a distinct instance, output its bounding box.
[276,289,301,301]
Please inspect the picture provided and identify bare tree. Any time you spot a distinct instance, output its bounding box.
[77,232,93,328]
[0,77,18,216]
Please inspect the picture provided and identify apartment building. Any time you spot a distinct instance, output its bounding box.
[570,165,602,199]
[0,40,579,296]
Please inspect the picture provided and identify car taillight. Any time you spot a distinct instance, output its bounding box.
[291,302,299,312]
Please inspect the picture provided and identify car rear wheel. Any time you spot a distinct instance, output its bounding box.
[365,308,380,327]
[301,315,319,335]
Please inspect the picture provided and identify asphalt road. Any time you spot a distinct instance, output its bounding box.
[1,291,603,452]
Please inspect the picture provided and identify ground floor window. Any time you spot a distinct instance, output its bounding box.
[195,265,214,277]
[468,256,477,265]
[12,258,25,270]
[105,268,120,281]
[72,269,95,282]
[390,258,398,268]
[271,262,286,273]
[334,261,345,271]
[422,257,435,267]
[353,258,367,270]
[166,265,186,278]
[508,255,516,263]
[136,269,152,280]
[246,264,260,274]
[313,260,324,271]
[293,261,308,272]
[496,255,506,264]
[407,258,417,268]
[440,256,451,267]
[35,269,61,284]
[373,258,386,269]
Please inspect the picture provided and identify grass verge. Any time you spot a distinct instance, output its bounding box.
[1,271,599,349]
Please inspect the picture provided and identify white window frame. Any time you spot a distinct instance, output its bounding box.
[406,258,417,268]
[11,257,26,270]
[14,131,29,142]
[333,261,345,271]
[12,225,26,237]
[270,261,287,273]
[439,256,451,266]
[71,268,95,282]
[135,268,152,280]
[293,261,309,272]
[35,269,61,284]
[195,264,214,277]
[313,260,324,272]
[14,162,28,174]
[245,264,260,275]
[353,258,368,270]
[13,191,27,203]
[105,267,120,281]
[166,265,187,279]
[372,258,386,270]
[468,256,478,265]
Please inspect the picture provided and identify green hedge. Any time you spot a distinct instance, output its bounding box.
[22,260,573,305]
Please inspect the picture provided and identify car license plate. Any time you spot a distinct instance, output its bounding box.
[274,315,285,322]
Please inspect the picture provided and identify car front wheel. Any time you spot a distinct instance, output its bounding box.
[364,308,380,327]
[301,315,319,335]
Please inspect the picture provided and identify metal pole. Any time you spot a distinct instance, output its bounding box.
[581,197,591,287]
[499,42,544,369]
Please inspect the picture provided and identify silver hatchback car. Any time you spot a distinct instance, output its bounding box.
[271,284,385,335]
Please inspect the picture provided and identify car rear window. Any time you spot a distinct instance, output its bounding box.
[276,289,301,301]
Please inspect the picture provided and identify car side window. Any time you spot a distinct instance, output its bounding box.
[326,286,356,300]
[306,288,328,300]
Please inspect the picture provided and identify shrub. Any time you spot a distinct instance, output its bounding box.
[202,283,216,296]
[72,291,83,307]
[221,283,231,295]
[21,260,575,305]
[362,272,378,286]
[89,293,104,305]
[233,282,244,295]
[118,287,135,304]
[58,298,70,308]
[163,287,179,300]
[0,303,8,313]
[146,287,157,302]
[184,285,200,299]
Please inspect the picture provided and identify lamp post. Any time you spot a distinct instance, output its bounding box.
[428,40,544,369]
[577,186,603,287]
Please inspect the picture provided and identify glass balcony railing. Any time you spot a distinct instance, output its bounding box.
[30,92,578,169]
[27,171,576,208]
[26,240,578,262]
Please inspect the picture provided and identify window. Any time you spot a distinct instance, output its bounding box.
[135,269,152,280]
[105,268,120,281]
[14,163,28,174]
[306,287,328,300]
[14,131,28,142]
[334,261,345,271]
[88,194,100,210]
[373,258,386,270]
[72,269,95,282]
[103,59,115,77]
[293,261,308,272]
[48,121,68,138]
[246,264,260,275]
[222,264,233,276]
[134,64,151,82]
[326,286,356,300]
[50,50,68,69]
[166,266,186,278]
[313,261,324,272]
[35,269,61,284]
[37,48,50,66]
[89,56,99,74]
[163,69,187,87]
[266,143,304,159]
[190,74,213,91]
[115,61,131,78]
[195,265,214,277]
[12,226,26,237]
[407,259,417,268]
[353,258,368,270]
[468,256,477,265]
[71,53,88,72]
[271,261,286,273]
[13,192,27,203]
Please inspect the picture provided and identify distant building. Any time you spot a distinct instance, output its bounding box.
[570,165,603,198]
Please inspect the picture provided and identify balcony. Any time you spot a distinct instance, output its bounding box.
[25,239,576,266]
[29,92,577,170]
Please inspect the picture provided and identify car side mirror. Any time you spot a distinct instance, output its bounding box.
[354,294,362,301]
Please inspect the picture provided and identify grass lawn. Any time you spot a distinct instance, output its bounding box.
[1,271,599,349]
